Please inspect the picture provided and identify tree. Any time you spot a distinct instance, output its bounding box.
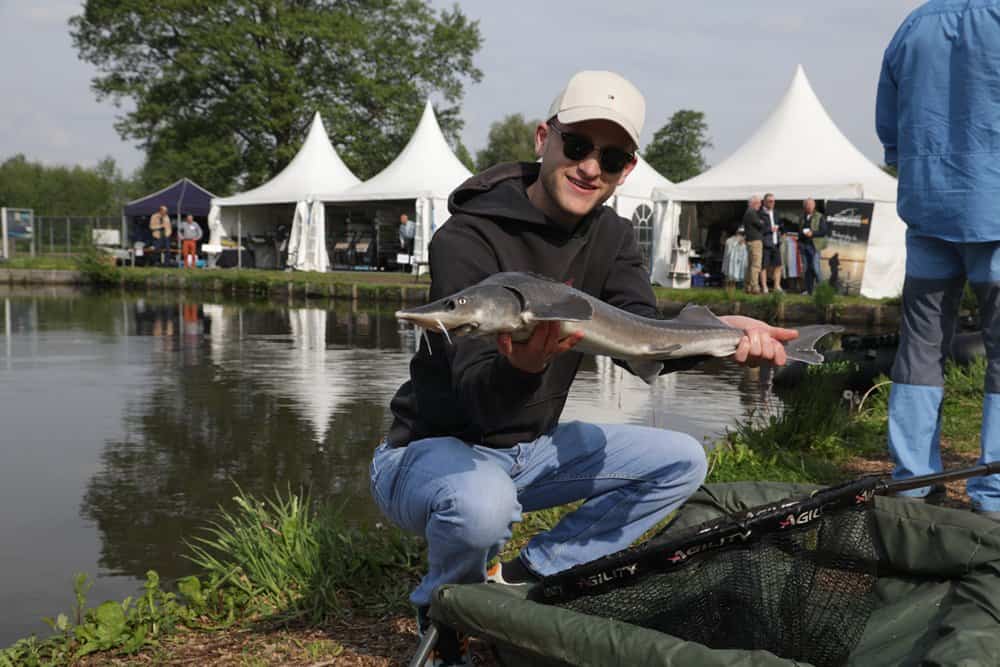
[475,114,539,171]
[0,154,139,216]
[70,1,483,193]
[643,110,713,182]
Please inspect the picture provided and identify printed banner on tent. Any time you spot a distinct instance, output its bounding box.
[818,200,874,296]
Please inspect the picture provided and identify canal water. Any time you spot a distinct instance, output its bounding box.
[0,286,787,647]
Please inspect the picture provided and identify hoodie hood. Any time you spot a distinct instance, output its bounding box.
[448,162,549,226]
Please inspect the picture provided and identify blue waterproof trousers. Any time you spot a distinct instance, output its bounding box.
[889,231,1000,510]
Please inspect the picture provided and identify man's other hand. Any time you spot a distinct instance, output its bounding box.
[719,315,798,367]
[498,322,583,374]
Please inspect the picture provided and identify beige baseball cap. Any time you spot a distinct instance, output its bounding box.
[548,70,645,147]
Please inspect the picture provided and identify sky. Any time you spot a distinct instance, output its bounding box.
[0,0,924,177]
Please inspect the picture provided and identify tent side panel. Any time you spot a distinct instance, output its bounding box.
[860,202,906,299]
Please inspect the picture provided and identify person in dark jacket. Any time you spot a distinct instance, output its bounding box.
[877,1,1000,518]
[742,195,764,293]
[370,71,797,663]
[798,198,826,294]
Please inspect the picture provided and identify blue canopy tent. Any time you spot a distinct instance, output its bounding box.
[123,178,216,246]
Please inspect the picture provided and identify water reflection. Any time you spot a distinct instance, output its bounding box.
[0,287,797,646]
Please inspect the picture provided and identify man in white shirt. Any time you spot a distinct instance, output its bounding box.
[760,193,782,293]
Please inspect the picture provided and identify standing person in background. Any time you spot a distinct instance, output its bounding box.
[877,0,1000,518]
[742,195,764,293]
[149,205,173,265]
[179,214,203,269]
[760,193,782,293]
[798,198,826,295]
[399,212,416,256]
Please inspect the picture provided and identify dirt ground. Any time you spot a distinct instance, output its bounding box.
[77,614,501,666]
[841,444,980,509]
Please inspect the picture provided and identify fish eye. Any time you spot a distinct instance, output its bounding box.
[457,297,467,306]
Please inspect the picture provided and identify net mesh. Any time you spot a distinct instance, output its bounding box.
[537,480,882,667]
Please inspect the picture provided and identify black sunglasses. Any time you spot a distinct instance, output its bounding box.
[547,120,635,173]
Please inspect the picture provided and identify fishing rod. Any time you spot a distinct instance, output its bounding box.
[877,461,1000,495]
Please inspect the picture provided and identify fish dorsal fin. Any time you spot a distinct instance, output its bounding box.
[675,304,728,327]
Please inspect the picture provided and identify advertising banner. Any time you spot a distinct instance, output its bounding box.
[819,200,874,295]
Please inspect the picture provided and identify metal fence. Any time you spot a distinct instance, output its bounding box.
[4,216,124,258]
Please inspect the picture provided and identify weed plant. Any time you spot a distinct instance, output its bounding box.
[187,489,425,624]
[812,282,838,315]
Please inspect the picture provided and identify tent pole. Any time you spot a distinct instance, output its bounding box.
[237,210,242,269]
[1,207,8,261]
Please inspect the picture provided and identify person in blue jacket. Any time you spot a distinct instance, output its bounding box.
[876,0,1000,518]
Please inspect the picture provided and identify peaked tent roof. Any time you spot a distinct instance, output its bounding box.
[654,65,897,203]
[322,100,472,202]
[617,155,672,199]
[213,112,360,206]
[124,178,216,217]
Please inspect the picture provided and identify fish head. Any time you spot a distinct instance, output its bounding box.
[395,284,525,337]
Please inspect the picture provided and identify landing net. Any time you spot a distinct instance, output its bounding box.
[536,478,883,667]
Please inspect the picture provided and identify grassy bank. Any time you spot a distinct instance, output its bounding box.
[4,253,898,326]
[3,359,986,666]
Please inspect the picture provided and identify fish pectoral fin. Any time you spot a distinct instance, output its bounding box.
[650,343,682,356]
[526,295,593,322]
[674,304,728,327]
[626,359,665,385]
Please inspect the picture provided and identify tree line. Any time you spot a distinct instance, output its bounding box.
[1,1,712,217]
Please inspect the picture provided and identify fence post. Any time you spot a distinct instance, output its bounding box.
[49,217,54,254]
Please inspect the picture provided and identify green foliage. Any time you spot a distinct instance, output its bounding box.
[74,247,122,286]
[812,282,838,315]
[187,487,425,622]
[642,110,713,182]
[0,571,193,665]
[881,164,898,177]
[0,154,139,216]
[475,113,539,171]
[961,281,979,322]
[70,0,483,192]
[709,365,868,485]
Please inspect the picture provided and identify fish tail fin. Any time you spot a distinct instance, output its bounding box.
[783,325,844,365]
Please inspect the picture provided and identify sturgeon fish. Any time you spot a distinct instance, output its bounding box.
[396,272,842,384]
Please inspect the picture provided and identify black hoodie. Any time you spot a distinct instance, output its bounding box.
[387,162,690,448]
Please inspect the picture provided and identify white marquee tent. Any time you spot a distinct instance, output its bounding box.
[208,112,360,271]
[319,100,473,265]
[652,65,905,298]
[612,156,673,277]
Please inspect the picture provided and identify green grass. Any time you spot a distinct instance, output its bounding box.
[187,488,425,623]
[0,254,78,270]
[651,284,893,308]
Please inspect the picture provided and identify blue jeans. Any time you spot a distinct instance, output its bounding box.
[369,422,707,607]
[801,245,822,294]
[889,231,1000,510]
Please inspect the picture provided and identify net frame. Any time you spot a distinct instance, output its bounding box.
[535,476,881,606]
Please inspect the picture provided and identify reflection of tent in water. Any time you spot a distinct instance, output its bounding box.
[288,307,346,443]
[201,303,230,365]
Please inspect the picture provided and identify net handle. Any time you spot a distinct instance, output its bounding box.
[878,461,1000,494]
